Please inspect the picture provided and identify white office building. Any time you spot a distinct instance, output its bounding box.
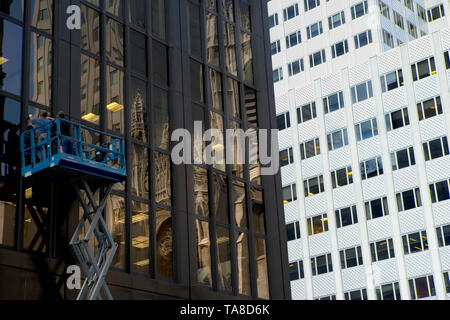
[268,0,450,300]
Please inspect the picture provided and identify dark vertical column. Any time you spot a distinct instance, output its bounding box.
[166,0,191,290]
[251,0,290,300]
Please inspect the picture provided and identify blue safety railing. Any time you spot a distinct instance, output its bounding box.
[20,118,126,182]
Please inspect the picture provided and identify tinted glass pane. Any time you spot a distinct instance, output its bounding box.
[0,20,22,96]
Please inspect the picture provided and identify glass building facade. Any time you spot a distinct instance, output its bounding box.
[0,0,289,300]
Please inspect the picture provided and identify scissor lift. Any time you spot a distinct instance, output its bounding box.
[20,119,126,300]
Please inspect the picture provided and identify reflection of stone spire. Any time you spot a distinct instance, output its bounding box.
[131,88,147,140]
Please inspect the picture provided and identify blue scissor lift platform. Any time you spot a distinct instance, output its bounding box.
[20,118,127,300]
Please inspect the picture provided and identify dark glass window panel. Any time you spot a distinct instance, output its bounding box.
[222,0,234,21]
[365,159,378,179]
[402,190,416,211]
[196,219,212,286]
[332,131,344,149]
[154,152,172,207]
[386,71,398,90]
[30,0,53,34]
[240,3,251,31]
[444,273,450,293]
[340,207,352,227]
[106,18,124,67]
[106,0,123,17]
[152,86,170,149]
[81,5,100,55]
[156,207,173,279]
[336,168,349,187]
[236,232,251,295]
[130,77,148,142]
[429,139,444,159]
[129,0,146,28]
[377,240,389,260]
[305,140,316,158]
[214,174,229,224]
[289,262,299,281]
[152,41,168,86]
[130,30,147,75]
[190,59,206,103]
[151,0,166,39]
[227,78,240,118]
[415,277,430,299]
[254,237,269,299]
[443,225,450,246]
[436,180,450,202]
[208,69,223,111]
[0,0,23,20]
[30,32,51,106]
[417,59,430,79]
[0,19,23,96]
[286,223,296,241]
[382,284,394,300]
[131,144,149,199]
[316,255,327,274]
[232,180,247,229]
[423,98,438,119]
[105,195,126,269]
[397,149,409,169]
[241,31,253,84]
[194,166,209,217]
[216,226,232,291]
[187,3,201,57]
[309,177,319,195]
[345,248,357,268]
[252,187,266,234]
[106,66,124,134]
[131,201,150,274]
[408,232,422,253]
[206,13,219,66]
[80,55,100,125]
[223,22,237,75]
[371,199,383,219]
[328,93,340,112]
[360,120,373,140]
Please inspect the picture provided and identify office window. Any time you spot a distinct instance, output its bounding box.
[297,102,317,124]
[283,184,297,204]
[393,11,404,29]
[365,197,389,220]
[427,4,445,22]
[444,272,450,293]
[273,67,283,83]
[360,157,383,180]
[385,108,409,131]
[380,69,404,93]
[335,206,358,228]
[306,21,323,39]
[276,112,290,130]
[289,260,304,280]
[416,4,426,21]
[271,40,281,55]
[345,289,368,300]
[304,175,325,197]
[354,30,373,49]
[407,21,418,38]
[371,239,395,262]
[323,91,344,114]
[300,138,321,160]
[309,50,326,68]
[286,221,301,241]
[409,276,436,299]
[340,246,363,269]
[269,13,279,28]
[351,1,368,19]
[376,282,401,300]
[280,147,294,167]
[404,0,414,11]
[316,295,336,300]
[417,96,442,121]
[286,30,302,49]
[331,167,353,189]
[283,3,299,21]
[436,224,450,247]
[327,128,349,151]
[429,179,450,203]
[391,147,416,171]
[288,58,305,76]
[331,40,349,58]
[307,213,328,236]
[304,0,320,12]
[328,11,345,30]
[378,1,390,19]
[403,230,428,255]
[411,57,436,81]
[444,51,450,69]
[355,118,378,141]
[311,253,333,276]
[396,188,422,212]
[351,80,373,104]
[423,137,449,161]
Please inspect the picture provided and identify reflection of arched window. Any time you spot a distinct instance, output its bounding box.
[156,214,173,279]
